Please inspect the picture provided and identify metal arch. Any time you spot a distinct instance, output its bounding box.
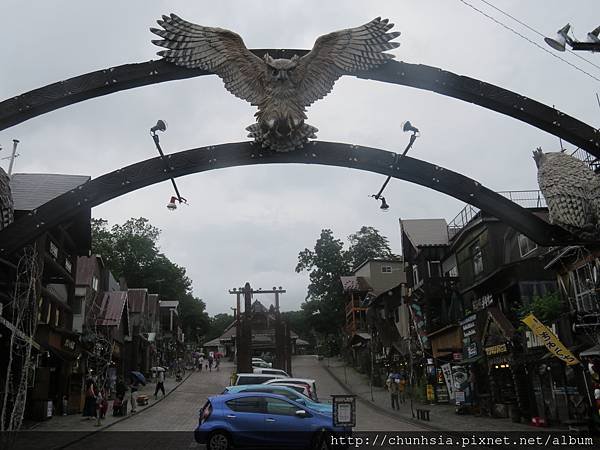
[1,49,599,156]
[0,140,572,256]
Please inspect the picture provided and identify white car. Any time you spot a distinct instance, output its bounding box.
[234,373,287,385]
[264,377,318,401]
[252,368,290,377]
[252,358,272,368]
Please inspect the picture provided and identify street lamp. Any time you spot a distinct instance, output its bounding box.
[544,23,600,52]
[370,120,420,210]
[149,120,188,210]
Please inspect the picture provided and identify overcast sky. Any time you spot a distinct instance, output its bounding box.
[1,1,599,315]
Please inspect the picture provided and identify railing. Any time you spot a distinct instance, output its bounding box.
[447,190,547,239]
[571,148,600,172]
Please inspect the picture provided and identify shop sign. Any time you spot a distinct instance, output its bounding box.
[521,314,580,366]
[459,315,476,326]
[62,337,76,352]
[485,344,508,356]
[463,328,476,338]
[426,384,435,402]
[467,343,478,358]
[473,294,493,312]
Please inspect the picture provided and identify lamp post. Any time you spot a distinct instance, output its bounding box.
[370,121,420,210]
[149,120,188,210]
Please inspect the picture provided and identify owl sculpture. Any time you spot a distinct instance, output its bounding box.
[533,147,600,239]
[151,14,400,152]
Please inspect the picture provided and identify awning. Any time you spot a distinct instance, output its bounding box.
[580,344,600,357]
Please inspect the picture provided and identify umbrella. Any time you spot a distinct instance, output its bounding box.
[130,371,146,385]
[150,366,166,372]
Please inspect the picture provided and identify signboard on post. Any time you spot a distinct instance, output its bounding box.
[331,395,356,427]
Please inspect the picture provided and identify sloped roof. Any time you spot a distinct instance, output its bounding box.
[76,255,102,286]
[401,218,449,248]
[10,173,90,211]
[96,291,128,326]
[340,276,372,292]
[252,300,268,313]
[128,288,148,313]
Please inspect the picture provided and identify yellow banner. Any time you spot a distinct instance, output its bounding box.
[521,314,580,366]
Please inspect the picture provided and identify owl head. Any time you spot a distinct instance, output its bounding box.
[264,53,299,81]
[532,147,545,169]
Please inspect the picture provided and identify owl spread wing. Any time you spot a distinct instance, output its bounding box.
[151,14,267,105]
[294,17,400,107]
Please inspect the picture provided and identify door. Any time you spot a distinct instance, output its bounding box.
[224,396,266,446]
[263,396,313,448]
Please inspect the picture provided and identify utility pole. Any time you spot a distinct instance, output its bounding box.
[1,139,20,177]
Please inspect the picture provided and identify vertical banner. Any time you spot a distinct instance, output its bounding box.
[441,363,455,400]
[521,314,580,366]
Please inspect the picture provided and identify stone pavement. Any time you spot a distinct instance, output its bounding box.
[323,357,564,432]
[31,369,193,432]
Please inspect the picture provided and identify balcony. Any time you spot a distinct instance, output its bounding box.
[448,190,547,239]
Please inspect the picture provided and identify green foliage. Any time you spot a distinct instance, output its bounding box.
[92,217,209,341]
[347,226,396,269]
[205,313,235,342]
[518,291,565,325]
[296,227,395,337]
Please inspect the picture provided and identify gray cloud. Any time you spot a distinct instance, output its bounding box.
[1,0,599,314]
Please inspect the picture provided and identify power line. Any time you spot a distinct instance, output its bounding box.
[457,0,600,84]
[477,0,600,72]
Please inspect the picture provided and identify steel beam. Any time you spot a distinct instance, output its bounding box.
[0,50,599,156]
[0,140,574,256]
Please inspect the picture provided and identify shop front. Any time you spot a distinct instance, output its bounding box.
[32,325,81,418]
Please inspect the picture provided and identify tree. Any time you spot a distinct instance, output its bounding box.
[296,229,350,336]
[92,217,210,341]
[347,226,396,269]
[205,313,235,342]
[296,226,397,337]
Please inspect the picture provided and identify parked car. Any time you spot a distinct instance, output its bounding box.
[223,384,332,415]
[265,382,312,399]
[252,357,272,368]
[194,392,350,449]
[252,367,290,377]
[234,373,287,385]
[264,378,319,401]
[252,361,272,369]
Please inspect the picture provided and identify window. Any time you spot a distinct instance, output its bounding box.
[381,265,392,273]
[37,298,45,323]
[55,309,60,327]
[428,261,441,278]
[64,257,72,273]
[49,241,59,259]
[226,396,264,413]
[265,397,299,416]
[73,296,84,314]
[518,234,538,257]
[92,276,99,292]
[412,265,420,286]
[471,243,483,275]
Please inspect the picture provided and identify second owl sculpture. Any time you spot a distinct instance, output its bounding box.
[151,14,400,152]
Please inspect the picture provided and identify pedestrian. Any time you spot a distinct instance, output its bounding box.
[154,370,166,399]
[207,354,213,372]
[398,375,407,404]
[386,373,400,410]
[130,375,140,413]
[82,377,97,420]
[95,389,107,426]
[199,355,204,372]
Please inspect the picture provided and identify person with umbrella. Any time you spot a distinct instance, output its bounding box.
[152,367,166,399]
[129,370,146,413]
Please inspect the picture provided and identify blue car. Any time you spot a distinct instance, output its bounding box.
[195,392,350,450]
[223,384,333,415]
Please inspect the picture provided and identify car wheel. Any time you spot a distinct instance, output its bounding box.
[207,431,231,450]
